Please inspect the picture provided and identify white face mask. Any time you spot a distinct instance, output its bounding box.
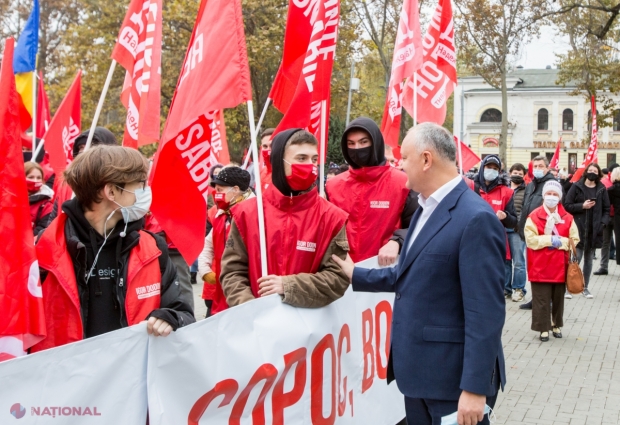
[484,168,499,181]
[544,195,560,208]
[115,186,152,223]
[441,405,494,425]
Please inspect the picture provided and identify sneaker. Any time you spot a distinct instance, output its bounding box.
[504,291,512,299]
[593,269,608,276]
[540,332,549,342]
[583,289,594,299]
[552,327,562,338]
[512,289,524,302]
[519,300,532,310]
[565,292,573,299]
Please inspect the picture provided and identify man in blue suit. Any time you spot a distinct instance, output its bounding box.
[333,123,506,425]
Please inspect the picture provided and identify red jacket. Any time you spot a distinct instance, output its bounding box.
[526,205,574,283]
[201,207,218,301]
[326,165,409,262]
[478,184,515,260]
[31,213,162,353]
[207,212,231,314]
[260,166,272,192]
[232,186,348,297]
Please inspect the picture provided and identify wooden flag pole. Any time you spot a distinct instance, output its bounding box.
[84,60,117,151]
[247,100,269,278]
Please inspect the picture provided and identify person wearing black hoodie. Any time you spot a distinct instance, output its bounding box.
[326,117,419,266]
[32,146,194,353]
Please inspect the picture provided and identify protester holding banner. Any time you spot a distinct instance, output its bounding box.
[198,166,253,317]
[334,123,506,425]
[220,129,350,308]
[326,118,418,266]
[25,162,54,236]
[32,146,194,352]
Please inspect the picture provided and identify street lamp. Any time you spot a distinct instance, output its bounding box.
[346,61,360,126]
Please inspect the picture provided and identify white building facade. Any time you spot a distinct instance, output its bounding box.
[453,69,620,173]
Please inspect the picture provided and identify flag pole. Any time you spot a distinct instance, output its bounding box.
[32,58,38,155]
[84,60,117,151]
[242,98,271,169]
[413,73,418,127]
[319,99,327,198]
[246,101,269,278]
[30,138,45,163]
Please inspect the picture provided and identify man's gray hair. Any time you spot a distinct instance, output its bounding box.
[532,155,549,167]
[408,122,456,162]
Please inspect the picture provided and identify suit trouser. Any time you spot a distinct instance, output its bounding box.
[170,252,195,311]
[404,393,498,425]
[531,282,565,332]
[599,220,615,270]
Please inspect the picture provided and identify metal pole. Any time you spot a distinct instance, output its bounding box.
[413,73,418,127]
[243,98,271,169]
[319,100,327,198]
[31,59,37,154]
[85,60,117,151]
[247,101,269,278]
[346,61,355,126]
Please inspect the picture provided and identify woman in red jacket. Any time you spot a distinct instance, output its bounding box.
[524,180,579,342]
[25,162,54,236]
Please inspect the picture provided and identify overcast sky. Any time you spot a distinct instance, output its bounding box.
[516,25,572,69]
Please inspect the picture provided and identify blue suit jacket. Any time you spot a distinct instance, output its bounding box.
[352,180,506,401]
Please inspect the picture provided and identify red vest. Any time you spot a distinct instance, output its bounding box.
[207,212,230,314]
[201,206,218,301]
[526,205,574,283]
[326,165,409,262]
[260,167,272,191]
[479,184,514,260]
[31,213,163,353]
[232,186,348,297]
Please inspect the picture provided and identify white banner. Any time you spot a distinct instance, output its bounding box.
[147,259,405,425]
[0,323,149,424]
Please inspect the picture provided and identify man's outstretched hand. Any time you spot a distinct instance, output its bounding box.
[331,254,355,282]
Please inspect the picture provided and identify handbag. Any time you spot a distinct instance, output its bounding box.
[566,239,585,294]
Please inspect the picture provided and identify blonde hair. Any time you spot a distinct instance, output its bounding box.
[612,167,620,183]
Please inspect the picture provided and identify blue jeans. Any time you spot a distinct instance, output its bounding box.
[506,231,527,294]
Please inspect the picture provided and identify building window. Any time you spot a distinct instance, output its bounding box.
[537,108,549,130]
[587,109,599,132]
[531,152,540,160]
[608,153,617,167]
[562,109,573,130]
[480,108,502,123]
[546,152,554,163]
[613,109,620,131]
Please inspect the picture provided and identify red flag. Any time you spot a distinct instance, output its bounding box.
[271,0,340,138]
[42,71,81,176]
[0,38,46,361]
[571,96,599,182]
[454,136,480,172]
[210,110,230,165]
[36,71,51,138]
[402,0,456,125]
[111,0,162,148]
[151,0,251,263]
[549,137,562,170]
[380,0,423,148]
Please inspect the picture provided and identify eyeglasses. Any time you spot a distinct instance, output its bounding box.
[116,180,147,193]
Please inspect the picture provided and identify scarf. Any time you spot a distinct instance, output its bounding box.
[543,204,564,236]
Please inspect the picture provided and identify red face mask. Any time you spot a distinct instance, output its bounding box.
[286,163,318,191]
[27,180,43,192]
[262,150,272,172]
[214,192,231,211]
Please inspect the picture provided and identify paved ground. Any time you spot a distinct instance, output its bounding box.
[190,260,620,425]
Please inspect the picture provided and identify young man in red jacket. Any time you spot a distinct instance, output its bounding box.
[220,129,350,308]
[326,117,419,265]
[33,146,195,353]
[475,155,518,299]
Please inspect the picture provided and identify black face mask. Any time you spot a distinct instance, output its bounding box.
[510,175,524,185]
[348,146,373,167]
[586,172,599,182]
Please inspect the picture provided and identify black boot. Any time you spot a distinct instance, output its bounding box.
[519,300,532,310]
[593,268,608,275]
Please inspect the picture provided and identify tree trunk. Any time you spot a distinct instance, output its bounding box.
[499,66,509,168]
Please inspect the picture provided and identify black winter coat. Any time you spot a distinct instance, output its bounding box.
[564,181,610,250]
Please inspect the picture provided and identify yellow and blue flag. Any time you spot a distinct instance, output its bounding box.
[13,0,39,130]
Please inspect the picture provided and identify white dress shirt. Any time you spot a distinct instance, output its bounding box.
[406,175,463,252]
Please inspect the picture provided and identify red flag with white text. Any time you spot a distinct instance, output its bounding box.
[0,38,46,361]
[210,110,230,165]
[571,96,599,182]
[550,137,562,170]
[380,0,423,148]
[42,71,81,176]
[111,0,162,148]
[150,0,251,263]
[402,0,456,125]
[36,71,51,139]
[271,0,340,140]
